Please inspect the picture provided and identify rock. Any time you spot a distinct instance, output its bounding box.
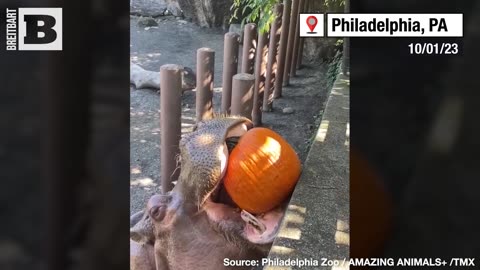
[282,107,295,114]
[302,0,344,63]
[130,63,196,91]
[132,0,232,27]
[175,0,233,27]
[167,2,184,17]
[130,63,160,89]
[130,0,167,17]
[228,23,244,43]
[137,17,158,27]
[178,20,188,24]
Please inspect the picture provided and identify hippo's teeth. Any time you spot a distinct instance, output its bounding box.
[219,142,229,180]
[241,210,267,234]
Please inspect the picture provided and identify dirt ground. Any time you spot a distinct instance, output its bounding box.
[130,16,330,214]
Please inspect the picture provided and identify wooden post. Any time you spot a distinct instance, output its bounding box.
[241,23,257,74]
[264,4,284,112]
[290,0,304,77]
[283,0,300,86]
[252,31,269,126]
[221,32,240,114]
[231,73,255,119]
[160,64,183,193]
[196,48,215,122]
[296,0,310,69]
[273,0,291,98]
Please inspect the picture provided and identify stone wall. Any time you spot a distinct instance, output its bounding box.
[302,0,344,63]
[130,0,344,62]
[130,0,233,27]
[174,0,234,27]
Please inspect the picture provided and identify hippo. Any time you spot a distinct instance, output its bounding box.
[130,116,286,270]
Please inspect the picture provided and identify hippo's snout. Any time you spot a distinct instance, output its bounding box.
[130,116,287,270]
[176,116,252,207]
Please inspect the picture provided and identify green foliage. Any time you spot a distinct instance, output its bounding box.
[324,0,346,9]
[230,0,280,34]
[230,0,346,34]
[326,50,343,89]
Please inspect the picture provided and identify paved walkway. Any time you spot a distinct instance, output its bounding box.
[265,72,350,270]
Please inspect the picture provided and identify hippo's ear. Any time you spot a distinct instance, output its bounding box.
[130,210,154,243]
[130,210,145,227]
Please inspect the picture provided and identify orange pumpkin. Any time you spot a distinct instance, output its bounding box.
[350,147,393,259]
[223,127,301,214]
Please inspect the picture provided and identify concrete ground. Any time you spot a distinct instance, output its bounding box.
[266,73,350,270]
[130,16,225,86]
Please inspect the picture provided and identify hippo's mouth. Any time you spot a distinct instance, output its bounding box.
[200,118,284,245]
[208,121,247,206]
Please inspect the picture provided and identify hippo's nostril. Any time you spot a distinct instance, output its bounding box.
[149,206,159,218]
[149,205,167,221]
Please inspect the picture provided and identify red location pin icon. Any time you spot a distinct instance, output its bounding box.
[306,16,318,32]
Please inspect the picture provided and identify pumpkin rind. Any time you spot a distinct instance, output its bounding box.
[350,148,392,258]
[223,128,301,214]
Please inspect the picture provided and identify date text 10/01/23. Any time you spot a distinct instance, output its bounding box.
[408,43,459,55]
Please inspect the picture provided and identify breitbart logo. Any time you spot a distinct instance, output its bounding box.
[6,8,62,51]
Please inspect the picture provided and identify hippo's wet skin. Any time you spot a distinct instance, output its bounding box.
[130,116,286,270]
